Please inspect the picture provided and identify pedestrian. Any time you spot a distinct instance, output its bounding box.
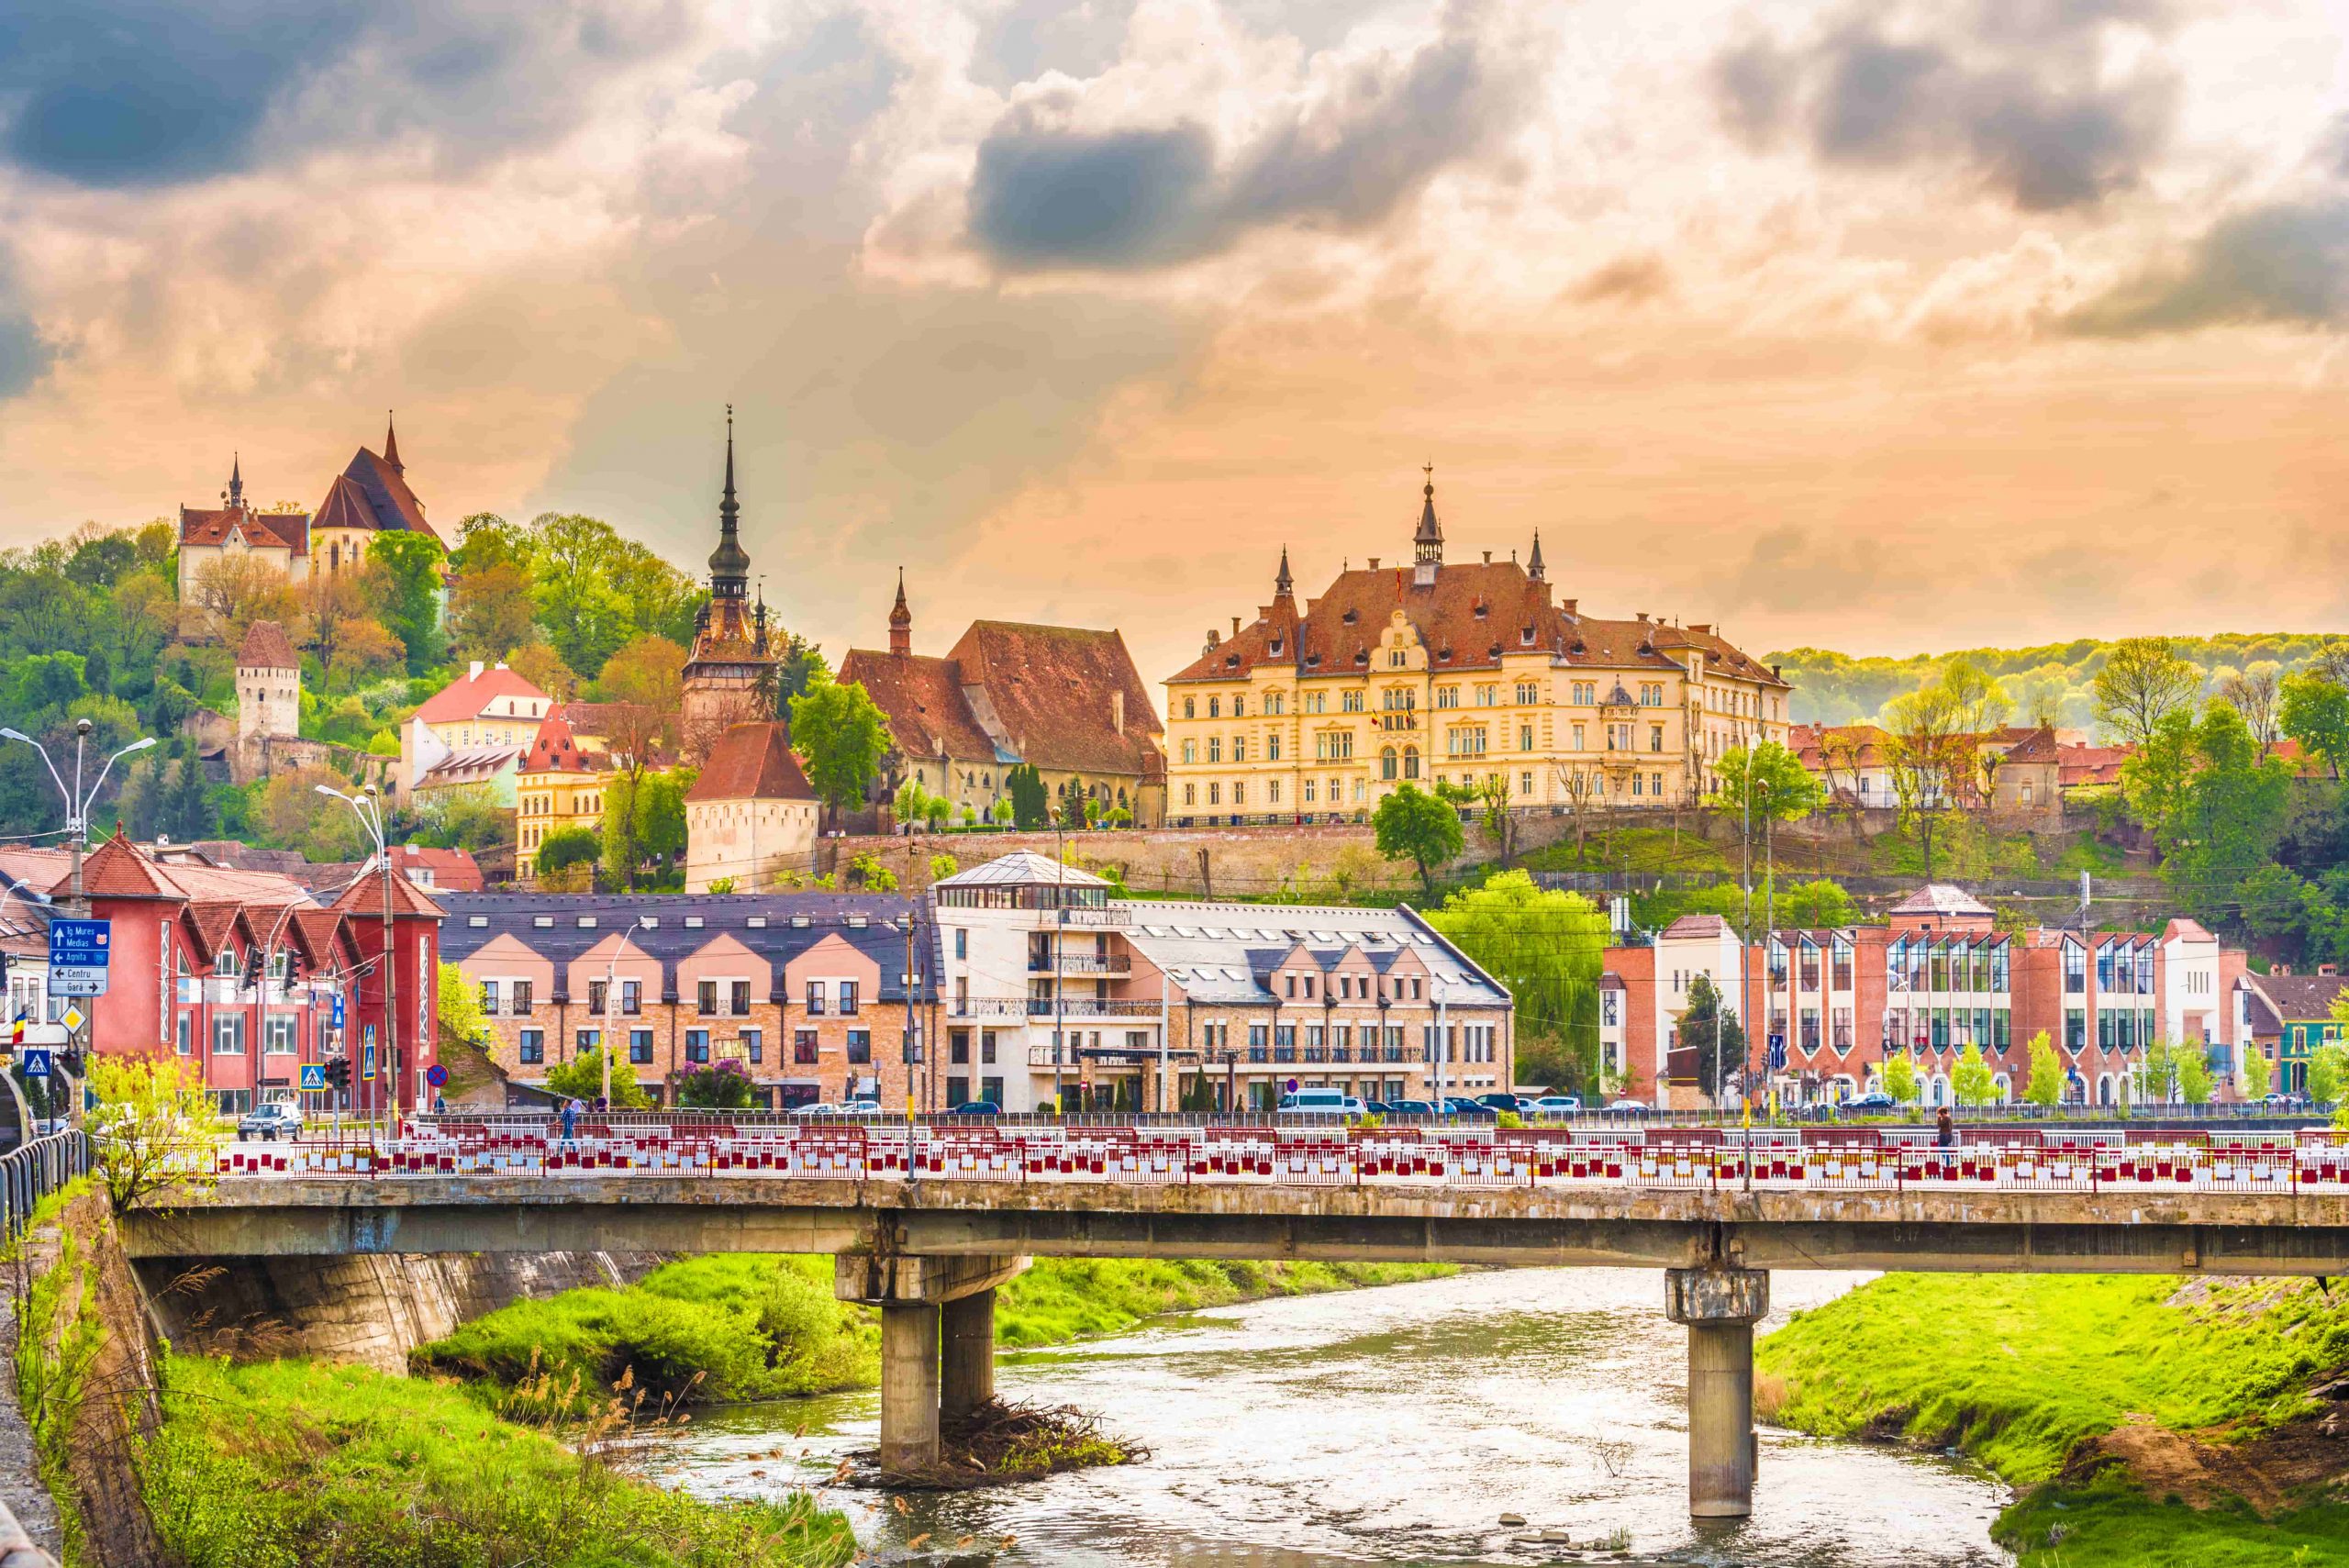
[432,1092,447,1117]
[561,1096,581,1142]
[1935,1106,1956,1151]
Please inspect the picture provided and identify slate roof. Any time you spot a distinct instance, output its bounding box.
[327,441,436,541]
[687,722,816,803]
[438,891,926,1003]
[238,619,301,670]
[1115,899,1509,1009]
[414,665,551,725]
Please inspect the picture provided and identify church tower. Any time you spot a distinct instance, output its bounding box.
[681,407,779,759]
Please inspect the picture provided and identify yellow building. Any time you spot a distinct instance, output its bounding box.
[515,707,615,883]
[1163,473,1792,823]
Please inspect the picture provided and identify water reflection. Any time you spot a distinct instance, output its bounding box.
[635,1269,2011,1566]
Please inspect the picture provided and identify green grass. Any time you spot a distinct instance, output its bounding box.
[1520,827,1731,875]
[415,1254,877,1407]
[141,1354,856,1568]
[1759,1274,2349,1565]
[996,1259,1458,1346]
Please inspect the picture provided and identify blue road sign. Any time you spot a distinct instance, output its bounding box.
[362,1042,376,1083]
[1767,1031,1787,1072]
[299,1062,328,1093]
[47,920,109,965]
[329,994,345,1029]
[21,1049,51,1080]
[425,1063,449,1088]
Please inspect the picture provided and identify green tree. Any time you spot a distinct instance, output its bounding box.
[1881,1053,1920,1105]
[437,960,490,1058]
[535,826,601,878]
[752,630,829,719]
[1372,784,1464,896]
[2308,1041,2348,1107]
[1062,777,1089,830]
[2156,702,2294,926]
[1426,872,1608,1091]
[544,1048,651,1109]
[529,514,637,678]
[363,531,448,674]
[1951,1043,1996,1106]
[1712,740,1825,927]
[1775,878,1859,929]
[2239,1040,2272,1100]
[2092,636,2202,747]
[168,753,216,841]
[88,1056,218,1211]
[788,676,890,826]
[1675,973,1748,1098]
[2281,671,2349,780]
[676,1060,756,1109]
[2023,1030,2066,1106]
[2177,1049,2214,1106]
[2132,1039,2183,1105]
[928,852,959,883]
[1005,763,1049,828]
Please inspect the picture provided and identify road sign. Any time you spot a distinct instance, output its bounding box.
[47,920,109,964]
[1286,1077,1299,1094]
[47,972,106,997]
[1767,1031,1787,1072]
[59,1006,83,1033]
[425,1063,448,1088]
[299,1063,328,1093]
[21,1049,51,1080]
[329,994,345,1029]
[362,1042,376,1083]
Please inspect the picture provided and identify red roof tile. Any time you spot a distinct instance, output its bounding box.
[332,443,437,542]
[519,710,610,777]
[948,621,1163,778]
[330,869,446,918]
[413,665,551,725]
[687,722,817,803]
[56,831,173,899]
[238,618,301,670]
[840,650,1003,767]
[178,504,308,553]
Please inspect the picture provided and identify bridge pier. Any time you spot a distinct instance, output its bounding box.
[1665,1266,1768,1519]
[837,1252,1027,1474]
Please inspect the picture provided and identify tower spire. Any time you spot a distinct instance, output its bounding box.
[1528,527,1546,584]
[707,404,750,601]
[888,567,912,656]
[1274,544,1294,600]
[383,410,402,472]
[227,451,244,508]
[1412,462,1442,577]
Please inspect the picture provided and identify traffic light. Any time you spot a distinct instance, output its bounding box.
[326,1057,351,1094]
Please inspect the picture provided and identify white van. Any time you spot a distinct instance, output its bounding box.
[1275,1088,1349,1119]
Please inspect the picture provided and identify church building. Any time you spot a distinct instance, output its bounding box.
[174,415,438,606]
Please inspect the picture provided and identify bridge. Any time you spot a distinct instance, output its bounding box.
[125,1118,2349,1521]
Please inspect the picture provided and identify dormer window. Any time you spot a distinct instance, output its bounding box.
[1473,602,1488,618]
[1270,638,1284,656]
[1341,608,1358,625]
[1521,627,1536,644]
[1355,650,1369,665]
[215,948,240,979]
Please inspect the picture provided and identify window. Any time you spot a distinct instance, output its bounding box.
[1208,696,1220,717]
[1267,734,1282,762]
[686,1029,710,1063]
[1305,691,1325,713]
[213,1016,246,1055]
[589,980,608,1015]
[805,981,827,1016]
[481,980,500,1014]
[263,1015,296,1054]
[1389,650,1407,668]
[629,1029,653,1064]
[954,928,968,961]
[1183,697,1195,718]
[1268,779,1281,803]
[621,980,640,1015]
[2065,1007,2086,1050]
[1182,740,1197,764]
[1573,722,1586,751]
[1208,782,1221,805]
[1304,778,1318,803]
[1267,692,1284,715]
[1475,684,1497,706]
[1519,724,1533,751]
[1232,781,1247,806]
[1341,690,1364,713]
[1650,725,1664,752]
[839,981,859,1015]
[698,980,718,1016]
[1437,686,1459,709]
[740,1029,763,1063]
[1516,682,1538,704]
[576,1028,601,1054]
[1208,737,1222,763]
[794,1029,819,1064]
[519,1029,544,1064]
[730,980,751,1016]
[1445,726,1487,757]
[1185,784,1197,806]
[847,1029,872,1064]
[1315,731,1353,762]
[2063,942,2086,994]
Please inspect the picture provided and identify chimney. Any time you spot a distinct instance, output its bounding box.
[2323,962,2340,977]
[1367,557,1380,570]
[1482,550,1492,564]
[1772,662,1782,681]
[1563,598,1577,617]
[469,661,484,680]
[1691,623,1711,635]
[1206,628,1220,651]
[1112,690,1125,735]
[1636,611,1650,624]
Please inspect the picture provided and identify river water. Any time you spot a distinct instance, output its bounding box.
[636,1269,2012,1566]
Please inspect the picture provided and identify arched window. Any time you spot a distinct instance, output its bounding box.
[1208,696,1220,718]
[1380,747,1398,781]
[1403,747,1420,780]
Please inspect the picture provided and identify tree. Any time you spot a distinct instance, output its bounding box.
[409,784,509,852]
[1061,777,1089,830]
[437,959,490,1059]
[1776,878,1859,929]
[1881,1053,1920,1105]
[2152,702,2294,927]
[529,514,638,678]
[448,558,538,662]
[1676,973,1747,1099]
[2132,1039,2183,1105]
[2120,707,2198,847]
[929,852,960,883]
[2307,1042,2348,1107]
[190,553,299,644]
[2239,1039,2273,1100]
[990,795,1016,827]
[1881,673,1977,879]
[1372,784,1464,897]
[88,1056,217,1211]
[1006,763,1049,828]
[2281,672,2349,780]
[676,1059,755,1109]
[2092,636,2200,747]
[596,634,686,762]
[1711,740,1824,928]
[2218,662,2284,755]
[505,641,580,702]
[536,825,600,880]
[1473,772,1520,862]
[254,765,367,861]
[363,531,448,674]
[545,1047,651,1109]
[2022,1030,2065,1106]
[166,753,216,842]
[788,677,890,826]
[895,777,939,830]
[752,630,829,719]
[2177,1049,2214,1106]
[1427,873,1609,1092]
[1951,1043,1996,1106]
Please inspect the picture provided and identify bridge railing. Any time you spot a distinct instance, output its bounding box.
[0,1131,91,1250]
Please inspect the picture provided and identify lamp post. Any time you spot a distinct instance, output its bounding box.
[0,721,158,915]
[316,784,395,1129]
[602,915,651,1110]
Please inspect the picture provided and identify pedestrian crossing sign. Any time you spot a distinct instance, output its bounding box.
[299,1063,328,1094]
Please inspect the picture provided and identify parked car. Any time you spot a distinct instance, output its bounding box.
[1598,1100,1651,1118]
[1382,1098,1437,1117]
[834,1099,886,1118]
[1841,1091,1898,1113]
[1276,1088,1351,1118]
[239,1101,304,1141]
[1441,1096,1497,1120]
[947,1100,1001,1117]
[1530,1095,1582,1119]
[791,1102,841,1118]
[1477,1093,1537,1116]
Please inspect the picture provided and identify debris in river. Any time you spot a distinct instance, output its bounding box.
[848,1400,1141,1490]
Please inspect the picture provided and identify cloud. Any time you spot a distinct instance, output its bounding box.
[2066,200,2349,335]
[1709,2,2176,212]
[0,0,693,187]
[963,0,1533,270]
[0,292,49,399]
[1568,252,1671,306]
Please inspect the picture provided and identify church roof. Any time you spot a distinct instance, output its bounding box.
[178,504,308,552]
[324,425,434,541]
[945,620,1164,779]
[841,649,1007,766]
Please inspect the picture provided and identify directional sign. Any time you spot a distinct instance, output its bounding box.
[48,972,106,998]
[21,1049,51,1080]
[1767,1031,1787,1072]
[299,1062,328,1094]
[47,920,109,964]
[425,1063,449,1088]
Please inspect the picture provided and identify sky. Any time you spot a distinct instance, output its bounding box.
[0,0,2344,696]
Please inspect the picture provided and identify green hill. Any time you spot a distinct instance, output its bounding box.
[1766,635,2342,728]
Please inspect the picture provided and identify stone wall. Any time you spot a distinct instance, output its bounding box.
[138,1250,663,1375]
[821,823,1428,899]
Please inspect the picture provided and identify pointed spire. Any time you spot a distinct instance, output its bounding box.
[227,451,244,509]
[707,404,750,599]
[1528,527,1546,584]
[888,566,913,655]
[1274,545,1294,600]
[383,411,402,472]
[1413,462,1442,568]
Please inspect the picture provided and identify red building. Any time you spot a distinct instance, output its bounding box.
[0,833,445,1114]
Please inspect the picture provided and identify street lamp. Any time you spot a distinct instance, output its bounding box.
[601,915,651,1110]
[0,721,158,909]
[316,784,397,1129]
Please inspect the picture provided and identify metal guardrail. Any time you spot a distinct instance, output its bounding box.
[0,1132,90,1251]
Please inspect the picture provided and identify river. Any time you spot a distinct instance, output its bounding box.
[635,1268,2012,1566]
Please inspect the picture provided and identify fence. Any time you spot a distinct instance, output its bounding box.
[0,1132,90,1251]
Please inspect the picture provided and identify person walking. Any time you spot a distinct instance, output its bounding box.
[1935,1106,1956,1151]
[561,1096,581,1143]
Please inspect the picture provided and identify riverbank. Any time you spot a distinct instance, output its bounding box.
[1756,1273,2349,1565]
[416,1255,1460,1409]
[141,1353,859,1567]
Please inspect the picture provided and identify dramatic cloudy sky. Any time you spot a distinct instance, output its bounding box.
[1,0,2343,685]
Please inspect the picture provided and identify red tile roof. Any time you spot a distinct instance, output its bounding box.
[519,710,611,777]
[330,868,447,918]
[413,664,551,725]
[60,831,174,899]
[238,618,301,670]
[384,845,485,894]
[688,722,817,803]
[178,504,308,553]
[840,650,1004,767]
[311,473,378,531]
[1791,722,1895,771]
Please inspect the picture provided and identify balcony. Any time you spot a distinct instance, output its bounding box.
[949,997,1032,1019]
[1057,906,1130,929]
[1032,998,1161,1019]
[1029,953,1131,976]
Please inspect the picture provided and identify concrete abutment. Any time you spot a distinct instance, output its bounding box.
[1665,1266,1768,1519]
[838,1252,1026,1474]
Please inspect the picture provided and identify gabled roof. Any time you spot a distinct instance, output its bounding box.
[840,650,1006,767]
[2241,971,2349,1023]
[947,620,1164,778]
[325,441,436,542]
[311,473,378,532]
[519,710,611,778]
[330,870,446,919]
[238,619,301,670]
[687,722,816,803]
[1792,722,1896,771]
[1887,884,1992,917]
[178,504,308,553]
[1117,900,1508,1008]
[1662,913,1734,939]
[414,664,550,725]
[58,831,173,899]
[415,746,523,791]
